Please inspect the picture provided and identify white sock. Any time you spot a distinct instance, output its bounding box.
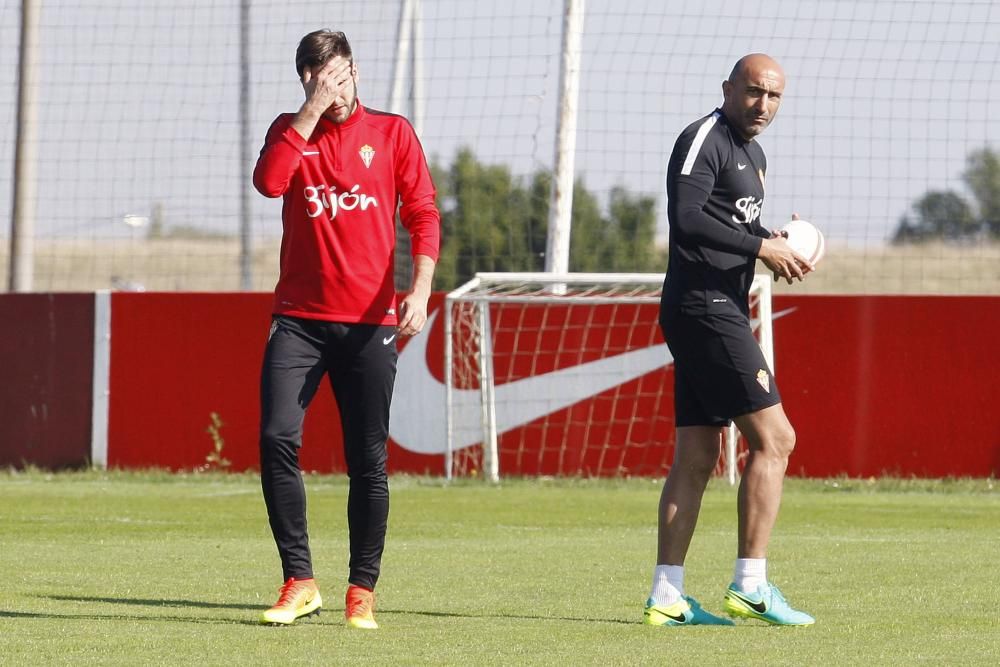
[733,558,767,593]
[649,564,684,606]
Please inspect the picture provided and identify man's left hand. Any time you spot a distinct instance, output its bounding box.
[396,292,429,337]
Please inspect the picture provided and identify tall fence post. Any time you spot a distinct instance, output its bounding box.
[8,0,40,292]
[238,0,253,290]
[544,0,585,276]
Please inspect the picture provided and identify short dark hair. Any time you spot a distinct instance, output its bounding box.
[295,30,353,79]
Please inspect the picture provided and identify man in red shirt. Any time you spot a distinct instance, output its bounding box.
[253,29,440,630]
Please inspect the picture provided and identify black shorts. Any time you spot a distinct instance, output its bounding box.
[660,311,780,427]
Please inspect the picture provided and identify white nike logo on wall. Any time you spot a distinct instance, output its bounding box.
[389,311,671,454]
[388,308,796,455]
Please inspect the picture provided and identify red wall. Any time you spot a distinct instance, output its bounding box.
[772,296,1000,477]
[107,293,273,471]
[0,294,94,468]
[3,292,998,477]
[105,292,443,474]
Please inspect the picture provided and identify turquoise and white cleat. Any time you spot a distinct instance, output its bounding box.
[723,582,815,626]
[644,596,734,626]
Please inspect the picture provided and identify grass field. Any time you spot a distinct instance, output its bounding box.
[1,471,998,666]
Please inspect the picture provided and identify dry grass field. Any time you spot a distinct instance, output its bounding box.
[1,238,998,295]
[0,238,284,293]
[771,241,1000,296]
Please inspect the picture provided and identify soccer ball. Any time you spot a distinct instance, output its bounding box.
[780,219,825,265]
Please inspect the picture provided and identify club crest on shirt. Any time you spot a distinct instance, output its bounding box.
[756,369,770,393]
[359,144,375,168]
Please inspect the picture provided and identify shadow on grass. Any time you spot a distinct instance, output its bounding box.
[41,594,258,611]
[22,595,634,626]
[11,594,266,626]
[1,609,262,627]
[381,608,634,625]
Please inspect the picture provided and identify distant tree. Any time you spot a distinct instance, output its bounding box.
[604,186,660,272]
[567,178,607,272]
[432,148,543,289]
[500,169,550,273]
[568,184,661,273]
[964,148,1000,238]
[428,148,665,289]
[893,147,1000,243]
[893,190,978,244]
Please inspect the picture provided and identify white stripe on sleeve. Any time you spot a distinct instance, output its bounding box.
[680,111,720,176]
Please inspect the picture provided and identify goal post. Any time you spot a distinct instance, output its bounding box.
[443,272,773,482]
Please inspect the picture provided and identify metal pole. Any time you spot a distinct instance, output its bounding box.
[444,296,455,480]
[90,290,112,469]
[726,276,773,485]
[238,0,253,290]
[477,302,499,483]
[411,0,423,136]
[9,0,40,292]
[390,0,414,115]
[758,277,774,372]
[544,0,585,275]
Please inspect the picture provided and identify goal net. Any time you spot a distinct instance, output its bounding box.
[444,272,773,481]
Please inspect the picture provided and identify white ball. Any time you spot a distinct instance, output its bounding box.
[780,219,825,265]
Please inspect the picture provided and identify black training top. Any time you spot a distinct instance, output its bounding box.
[660,109,772,319]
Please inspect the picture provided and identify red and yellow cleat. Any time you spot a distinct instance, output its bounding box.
[345,584,378,629]
[260,577,322,625]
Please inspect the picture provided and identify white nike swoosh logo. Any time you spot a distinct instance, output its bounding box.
[383,334,396,345]
[737,163,747,170]
[388,307,796,455]
[303,151,320,156]
[389,311,670,454]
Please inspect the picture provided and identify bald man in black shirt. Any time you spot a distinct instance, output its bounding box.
[644,54,816,627]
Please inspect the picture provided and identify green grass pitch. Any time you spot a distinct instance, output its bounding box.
[1,471,997,665]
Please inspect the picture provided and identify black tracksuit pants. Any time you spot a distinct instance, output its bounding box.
[259,315,397,591]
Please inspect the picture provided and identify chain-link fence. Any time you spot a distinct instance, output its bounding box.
[3,0,999,294]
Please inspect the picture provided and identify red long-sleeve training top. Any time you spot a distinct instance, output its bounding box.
[253,103,441,325]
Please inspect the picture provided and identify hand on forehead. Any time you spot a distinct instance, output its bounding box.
[321,56,352,73]
[303,56,350,80]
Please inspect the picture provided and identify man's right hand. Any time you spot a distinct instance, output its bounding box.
[291,57,354,140]
[300,57,353,115]
[758,236,813,284]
